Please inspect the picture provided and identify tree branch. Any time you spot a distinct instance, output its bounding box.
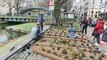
[60,0,68,5]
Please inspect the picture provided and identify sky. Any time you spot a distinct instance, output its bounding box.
[76,0,80,2]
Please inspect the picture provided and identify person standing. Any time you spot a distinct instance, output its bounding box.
[56,16,59,26]
[80,17,88,35]
[37,13,45,31]
[93,16,104,45]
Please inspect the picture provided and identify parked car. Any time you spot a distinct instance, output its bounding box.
[89,18,98,27]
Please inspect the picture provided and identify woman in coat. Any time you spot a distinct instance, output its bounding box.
[93,16,104,45]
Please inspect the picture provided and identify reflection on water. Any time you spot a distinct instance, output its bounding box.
[0,23,25,43]
[0,30,26,43]
[0,30,8,42]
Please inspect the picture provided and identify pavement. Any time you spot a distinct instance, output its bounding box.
[87,26,94,38]
[0,25,50,60]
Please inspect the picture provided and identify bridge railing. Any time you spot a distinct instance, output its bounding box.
[0,16,37,22]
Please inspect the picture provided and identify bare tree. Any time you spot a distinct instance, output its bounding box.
[61,0,74,11]
[14,0,25,14]
[39,0,48,8]
[5,0,13,16]
[2,0,25,15]
[31,0,48,8]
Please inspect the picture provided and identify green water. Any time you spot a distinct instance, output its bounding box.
[0,23,26,42]
[0,23,21,34]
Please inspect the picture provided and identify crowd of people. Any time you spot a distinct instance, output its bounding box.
[80,16,107,46]
[67,15,107,46]
[31,13,107,47]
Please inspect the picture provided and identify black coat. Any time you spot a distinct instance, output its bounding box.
[80,20,88,28]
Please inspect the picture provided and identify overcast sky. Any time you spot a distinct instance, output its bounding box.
[76,0,80,2]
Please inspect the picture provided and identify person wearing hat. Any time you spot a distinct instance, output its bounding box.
[31,22,41,40]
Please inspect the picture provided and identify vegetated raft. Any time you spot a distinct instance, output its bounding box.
[32,26,107,60]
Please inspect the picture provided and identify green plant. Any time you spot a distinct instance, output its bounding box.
[42,46,45,51]
[93,51,98,60]
[71,48,76,60]
[79,49,83,58]
[49,43,53,47]
[54,0,61,17]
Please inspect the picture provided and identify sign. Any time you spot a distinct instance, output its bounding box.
[49,6,54,10]
[49,0,55,10]
[49,0,55,6]
[68,14,74,19]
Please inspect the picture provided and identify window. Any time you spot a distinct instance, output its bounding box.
[91,15,93,17]
[93,0,95,4]
[91,10,94,14]
[98,11,100,13]
[101,0,102,4]
[96,12,97,14]
[89,11,90,14]
[95,15,97,18]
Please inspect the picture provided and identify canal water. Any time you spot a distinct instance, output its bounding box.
[0,23,26,42]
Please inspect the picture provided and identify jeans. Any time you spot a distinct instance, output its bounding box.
[40,22,43,31]
[82,27,87,34]
[93,34,100,44]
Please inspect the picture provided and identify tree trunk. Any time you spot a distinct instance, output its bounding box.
[8,7,12,16]
[54,0,67,17]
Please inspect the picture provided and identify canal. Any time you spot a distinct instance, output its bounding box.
[0,23,26,43]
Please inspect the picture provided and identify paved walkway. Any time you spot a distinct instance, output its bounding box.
[0,25,50,60]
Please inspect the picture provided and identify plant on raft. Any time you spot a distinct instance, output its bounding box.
[56,39,62,45]
[71,48,76,60]
[93,51,98,60]
[42,46,45,51]
[79,49,86,59]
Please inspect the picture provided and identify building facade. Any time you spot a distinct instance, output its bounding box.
[100,0,107,20]
[87,0,102,19]
[100,0,107,13]
[75,0,104,19]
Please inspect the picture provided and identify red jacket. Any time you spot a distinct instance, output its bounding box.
[94,19,104,34]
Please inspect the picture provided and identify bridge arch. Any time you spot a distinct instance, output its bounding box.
[20,7,51,15]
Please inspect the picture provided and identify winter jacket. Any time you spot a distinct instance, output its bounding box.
[31,26,41,39]
[93,19,104,34]
[67,26,77,38]
[80,20,88,28]
[38,15,44,22]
